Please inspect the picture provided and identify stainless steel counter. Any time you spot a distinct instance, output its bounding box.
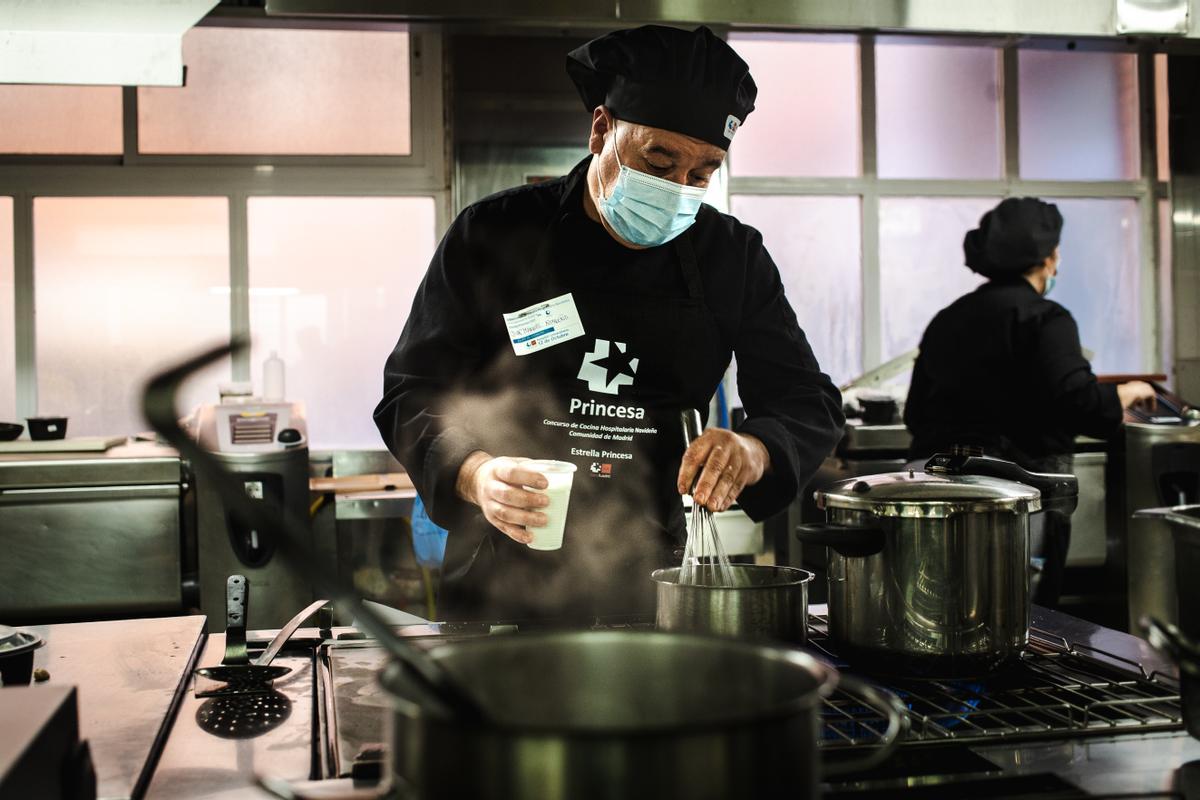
[26,615,206,800]
[0,442,182,489]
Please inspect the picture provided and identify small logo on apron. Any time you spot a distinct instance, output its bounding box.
[589,461,613,478]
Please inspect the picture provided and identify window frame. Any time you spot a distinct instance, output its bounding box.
[0,24,450,421]
[727,33,1165,382]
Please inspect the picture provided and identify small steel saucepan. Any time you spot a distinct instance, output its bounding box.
[652,564,814,644]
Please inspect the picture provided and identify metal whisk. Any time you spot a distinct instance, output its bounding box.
[678,409,743,587]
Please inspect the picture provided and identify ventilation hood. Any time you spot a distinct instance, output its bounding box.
[265,0,1193,40]
[0,0,219,86]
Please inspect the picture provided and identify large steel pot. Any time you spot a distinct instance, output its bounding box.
[381,630,904,800]
[1134,505,1200,636]
[651,564,813,644]
[797,452,1077,677]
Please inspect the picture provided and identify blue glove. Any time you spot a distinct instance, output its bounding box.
[410,493,448,569]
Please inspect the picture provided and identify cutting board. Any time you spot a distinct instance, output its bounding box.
[0,436,127,453]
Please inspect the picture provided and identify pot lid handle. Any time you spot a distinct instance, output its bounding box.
[924,451,1079,514]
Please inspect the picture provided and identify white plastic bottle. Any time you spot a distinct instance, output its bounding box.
[263,351,286,401]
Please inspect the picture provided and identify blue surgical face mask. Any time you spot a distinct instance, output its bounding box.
[595,123,708,248]
[1044,257,1060,296]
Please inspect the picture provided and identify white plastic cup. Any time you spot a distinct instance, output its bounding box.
[523,460,577,551]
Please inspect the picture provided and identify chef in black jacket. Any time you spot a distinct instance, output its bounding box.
[374,25,843,622]
[905,197,1155,606]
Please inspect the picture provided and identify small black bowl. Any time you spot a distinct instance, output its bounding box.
[26,416,68,440]
[0,422,21,441]
[860,398,899,425]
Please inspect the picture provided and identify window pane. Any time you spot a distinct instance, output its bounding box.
[0,86,122,154]
[729,195,862,386]
[879,197,996,363]
[1049,198,1142,374]
[138,28,411,155]
[247,197,437,449]
[727,34,860,178]
[34,198,231,435]
[876,41,1002,179]
[1019,50,1139,180]
[0,198,14,422]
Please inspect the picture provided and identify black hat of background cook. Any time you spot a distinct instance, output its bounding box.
[963,197,1064,279]
[566,25,757,151]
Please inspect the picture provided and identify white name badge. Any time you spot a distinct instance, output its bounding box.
[503,293,585,356]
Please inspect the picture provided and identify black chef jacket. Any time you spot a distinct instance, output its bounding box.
[374,157,843,621]
[904,277,1123,463]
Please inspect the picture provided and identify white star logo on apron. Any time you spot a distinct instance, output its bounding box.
[577,339,639,395]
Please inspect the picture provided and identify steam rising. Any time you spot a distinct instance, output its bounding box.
[440,373,678,620]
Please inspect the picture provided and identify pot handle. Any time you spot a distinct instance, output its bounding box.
[794,523,886,558]
[1133,506,1172,519]
[819,675,907,778]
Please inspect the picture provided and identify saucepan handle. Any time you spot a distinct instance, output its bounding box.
[794,523,886,558]
[1133,506,1172,519]
[819,675,907,778]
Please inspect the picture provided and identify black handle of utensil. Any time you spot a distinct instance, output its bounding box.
[924,452,1079,515]
[794,522,886,558]
[819,675,906,777]
[143,340,484,723]
[224,575,250,666]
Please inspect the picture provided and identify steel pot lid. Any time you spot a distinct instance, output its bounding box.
[817,470,1041,518]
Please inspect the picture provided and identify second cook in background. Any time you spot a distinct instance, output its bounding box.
[905,197,1156,607]
[375,25,843,622]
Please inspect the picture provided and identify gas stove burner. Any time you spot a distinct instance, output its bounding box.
[0,625,44,687]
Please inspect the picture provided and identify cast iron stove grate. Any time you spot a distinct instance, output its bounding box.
[808,613,1183,748]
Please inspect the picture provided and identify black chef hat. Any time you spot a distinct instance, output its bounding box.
[963,198,1064,279]
[566,25,756,151]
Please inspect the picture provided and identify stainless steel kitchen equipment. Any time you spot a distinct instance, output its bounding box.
[307,606,1185,799]
[798,451,1078,676]
[0,442,189,622]
[1117,384,1200,631]
[651,564,813,643]
[382,629,903,800]
[1145,617,1200,740]
[1134,505,1200,637]
[191,399,315,631]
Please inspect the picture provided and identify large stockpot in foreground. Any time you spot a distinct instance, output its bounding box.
[798,452,1078,677]
[651,564,813,644]
[382,631,904,800]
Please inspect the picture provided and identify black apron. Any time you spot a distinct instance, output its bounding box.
[438,206,728,622]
